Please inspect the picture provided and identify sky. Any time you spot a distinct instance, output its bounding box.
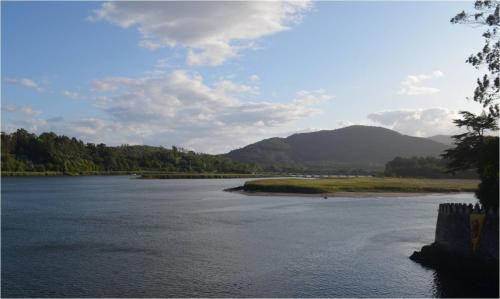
[1,1,487,153]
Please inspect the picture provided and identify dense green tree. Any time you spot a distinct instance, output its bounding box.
[385,156,478,179]
[444,0,499,207]
[475,137,499,205]
[1,129,260,174]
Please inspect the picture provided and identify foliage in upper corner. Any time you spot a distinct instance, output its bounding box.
[451,0,499,117]
[444,0,499,207]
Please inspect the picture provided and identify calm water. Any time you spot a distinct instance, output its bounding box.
[0,176,495,297]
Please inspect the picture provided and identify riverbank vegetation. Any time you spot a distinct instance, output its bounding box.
[1,170,282,180]
[384,156,477,179]
[1,129,259,174]
[139,173,274,179]
[1,171,276,178]
[242,177,479,194]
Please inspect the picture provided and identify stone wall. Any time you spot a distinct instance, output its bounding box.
[435,203,499,262]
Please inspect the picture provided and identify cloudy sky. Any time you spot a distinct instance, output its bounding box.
[1,1,485,153]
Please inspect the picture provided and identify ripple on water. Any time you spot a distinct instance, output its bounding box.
[1,176,494,297]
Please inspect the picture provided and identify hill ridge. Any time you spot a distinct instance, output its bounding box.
[225,125,449,172]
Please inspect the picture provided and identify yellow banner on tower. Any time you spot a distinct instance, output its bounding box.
[470,213,486,252]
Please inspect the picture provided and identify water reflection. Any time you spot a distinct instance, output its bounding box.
[1,176,493,297]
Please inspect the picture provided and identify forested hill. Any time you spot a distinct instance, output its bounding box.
[427,134,454,146]
[225,125,450,173]
[1,129,258,173]
[1,126,452,175]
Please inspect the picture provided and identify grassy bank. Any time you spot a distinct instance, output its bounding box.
[139,173,276,179]
[243,177,479,194]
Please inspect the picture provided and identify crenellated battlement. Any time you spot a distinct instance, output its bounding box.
[434,202,498,262]
[438,203,499,215]
[411,202,499,283]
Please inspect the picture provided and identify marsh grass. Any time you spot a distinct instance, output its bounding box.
[243,177,479,194]
[140,173,274,179]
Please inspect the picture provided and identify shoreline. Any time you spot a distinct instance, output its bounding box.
[226,187,472,198]
[239,177,478,196]
[0,172,278,179]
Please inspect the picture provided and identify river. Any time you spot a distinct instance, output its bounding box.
[1,176,495,297]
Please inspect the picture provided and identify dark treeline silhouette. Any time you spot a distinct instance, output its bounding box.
[1,129,259,173]
[384,156,478,179]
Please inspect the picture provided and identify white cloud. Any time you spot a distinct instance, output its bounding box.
[337,120,354,128]
[294,89,333,105]
[85,70,333,153]
[66,118,110,136]
[398,70,444,96]
[215,79,257,95]
[91,77,140,92]
[1,117,47,134]
[62,90,84,100]
[155,59,171,69]
[90,1,311,66]
[4,77,44,92]
[249,74,260,82]
[3,68,332,153]
[2,104,41,116]
[1,115,139,146]
[367,107,460,136]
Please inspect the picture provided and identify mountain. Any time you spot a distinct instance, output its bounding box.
[225,125,451,173]
[427,134,454,146]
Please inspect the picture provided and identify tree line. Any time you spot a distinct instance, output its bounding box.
[384,156,478,179]
[1,129,259,174]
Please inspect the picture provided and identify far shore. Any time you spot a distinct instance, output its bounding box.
[0,171,281,179]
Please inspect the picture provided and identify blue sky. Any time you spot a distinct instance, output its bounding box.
[1,1,486,153]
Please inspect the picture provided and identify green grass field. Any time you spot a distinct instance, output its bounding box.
[243,177,479,194]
